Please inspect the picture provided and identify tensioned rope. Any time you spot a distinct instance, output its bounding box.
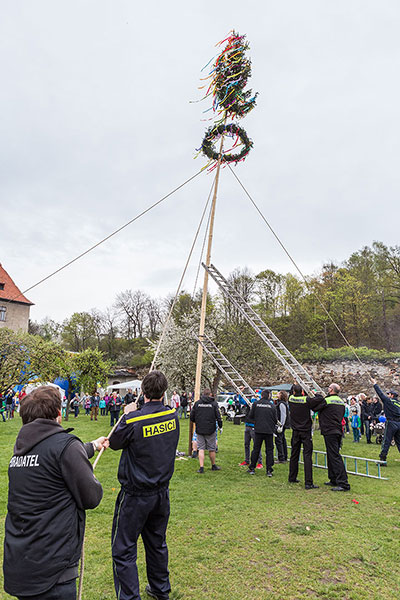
[150,174,217,371]
[228,164,366,370]
[192,195,213,298]
[5,168,205,305]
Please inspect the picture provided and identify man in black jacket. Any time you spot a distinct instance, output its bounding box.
[288,384,321,489]
[109,370,179,600]
[190,389,222,473]
[247,389,277,476]
[314,383,350,492]
[361,397,374,444]
[3,386,106,600]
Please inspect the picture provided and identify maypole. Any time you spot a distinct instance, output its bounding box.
[190,31,258,451]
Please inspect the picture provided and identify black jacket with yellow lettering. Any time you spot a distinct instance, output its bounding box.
[109,401,179,495]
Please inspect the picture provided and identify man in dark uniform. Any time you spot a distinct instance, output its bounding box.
[190,389,222,473]
[109,370,179,600]
[314,383,350,492]
[247,389,277,476]
[288,384,321,489]
[371,377,400,463]
[3,386,105,600]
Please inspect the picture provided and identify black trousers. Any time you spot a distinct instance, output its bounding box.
[323,434,350,489]
[110,410,120,427]
[289,429,313,486]
[381,420,400,459]
[363,419,372,443]
[250,433,274,472]
[112,488,171,600]
[275,430,288,461]
[18,579,76,600]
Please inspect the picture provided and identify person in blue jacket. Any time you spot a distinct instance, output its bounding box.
[371,377,400,463]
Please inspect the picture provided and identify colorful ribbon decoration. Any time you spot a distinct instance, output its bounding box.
[197,31,258,168]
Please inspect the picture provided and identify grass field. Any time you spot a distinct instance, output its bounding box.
[0,414,399,600]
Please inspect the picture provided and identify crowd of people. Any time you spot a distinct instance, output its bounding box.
[189,378,400,491]
[2,370,400,599]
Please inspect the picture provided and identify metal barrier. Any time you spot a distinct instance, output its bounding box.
[286,447,388,480]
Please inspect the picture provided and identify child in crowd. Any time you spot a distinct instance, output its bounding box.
[351,409,361,442]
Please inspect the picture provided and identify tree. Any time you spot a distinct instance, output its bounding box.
[61,312,98,352]
[116,290,150,339]
[0,329,63,396]
[58,348,113,420]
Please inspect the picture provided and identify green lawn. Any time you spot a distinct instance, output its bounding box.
[0,414,399,600]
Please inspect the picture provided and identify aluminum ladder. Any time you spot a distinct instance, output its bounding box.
[203,263,324,396]
[195,333,254,406]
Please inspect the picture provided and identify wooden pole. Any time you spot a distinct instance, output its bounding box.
[189,129,226,454]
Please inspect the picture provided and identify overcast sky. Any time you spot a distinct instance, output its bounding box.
[1,1,399,323]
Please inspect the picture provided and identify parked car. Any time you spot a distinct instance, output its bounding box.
[216,393,235,415]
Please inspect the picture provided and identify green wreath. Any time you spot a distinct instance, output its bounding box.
[202,123,253,164]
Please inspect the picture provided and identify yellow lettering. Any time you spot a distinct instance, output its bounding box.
[142,419,176,438]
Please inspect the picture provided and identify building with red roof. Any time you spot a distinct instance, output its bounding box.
[0,264,33,333]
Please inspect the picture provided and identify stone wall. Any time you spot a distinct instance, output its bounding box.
[257,359,400,396]
[0,302,30,333]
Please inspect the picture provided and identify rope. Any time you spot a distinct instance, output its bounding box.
[192,197,213,298]
[4,168,204,305]
[77,169,207,599]
[78,412,125,600]
[228,164,366,370]
[150,175,217,371]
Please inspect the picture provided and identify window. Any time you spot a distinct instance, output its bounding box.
[0,306,5,321]
[0,283,4,290]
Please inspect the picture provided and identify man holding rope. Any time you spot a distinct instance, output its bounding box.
[109,370,179,600]
[371,377,400,463]
[3,385,107,600]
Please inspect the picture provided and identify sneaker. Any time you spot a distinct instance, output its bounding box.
[197,467,204,474]
[211,464,221,471]
[247,469,255,475]
[256,463,263,469]
[191,451,198,459]
[266,471,273,477]
[239,461,249,466]
[145,584,168,599]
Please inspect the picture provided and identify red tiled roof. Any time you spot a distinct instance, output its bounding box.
[0,264,33,305]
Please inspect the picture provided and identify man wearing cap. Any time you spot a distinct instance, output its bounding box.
[313,383,350,492]
[370,378,400,463]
